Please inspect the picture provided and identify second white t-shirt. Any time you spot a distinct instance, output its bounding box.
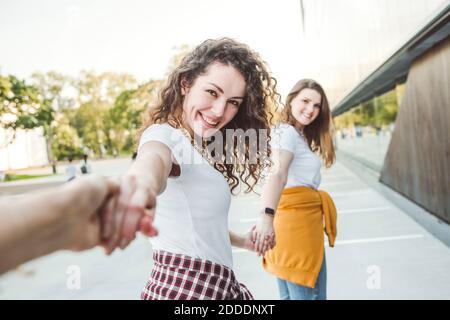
[270,123,322,189]
[138,123,233,268]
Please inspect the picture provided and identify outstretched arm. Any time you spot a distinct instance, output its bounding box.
[0,175,118,275]
[254,149,293,256]
[101,141,175,253]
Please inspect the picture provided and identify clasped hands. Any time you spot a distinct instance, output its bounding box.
[62,174,158,254]
[64,174,275,257]
[251,213,276,257]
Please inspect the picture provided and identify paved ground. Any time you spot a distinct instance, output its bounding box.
[0,158,132,195]
[1,158,449,299]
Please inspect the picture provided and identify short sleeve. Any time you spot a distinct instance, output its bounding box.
[270,124,296,154]
[138,124,187,171]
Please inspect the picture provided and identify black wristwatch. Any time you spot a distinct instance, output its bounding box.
[263,207,276,216]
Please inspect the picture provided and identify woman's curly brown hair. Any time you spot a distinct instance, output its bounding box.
[139,37,281,194]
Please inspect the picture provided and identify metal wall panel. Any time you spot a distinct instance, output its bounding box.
[380,37,450,222]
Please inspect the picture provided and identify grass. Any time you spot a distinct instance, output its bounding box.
[2,173,56,182]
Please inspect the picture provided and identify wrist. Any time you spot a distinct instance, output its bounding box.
[125,171,158,196]
[260,207,275,219]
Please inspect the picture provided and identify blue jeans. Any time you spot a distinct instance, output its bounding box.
[277,254,327,300]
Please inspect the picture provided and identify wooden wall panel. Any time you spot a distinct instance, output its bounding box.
[380,36,450,223]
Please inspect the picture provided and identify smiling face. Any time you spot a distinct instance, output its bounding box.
[290,88,322,130]
[181,62,246,138]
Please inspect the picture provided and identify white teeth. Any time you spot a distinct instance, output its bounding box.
[302,113,311,119]
[201,113,219,126]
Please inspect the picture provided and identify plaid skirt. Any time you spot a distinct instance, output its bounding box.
[141,250,254,300]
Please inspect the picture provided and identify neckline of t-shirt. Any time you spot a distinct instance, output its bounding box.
[168,125,231,193]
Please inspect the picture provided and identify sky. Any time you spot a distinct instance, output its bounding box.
[0,0,306,98]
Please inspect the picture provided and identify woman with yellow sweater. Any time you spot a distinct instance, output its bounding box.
[253,79,337,300]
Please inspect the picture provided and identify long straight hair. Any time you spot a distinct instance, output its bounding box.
[279,79,335,167]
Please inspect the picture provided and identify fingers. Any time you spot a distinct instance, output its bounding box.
[65,174,111,212]
[262,235,271,256]
[105,175,136,254]
[256,233,262,256]
[105,178,120,196]
[120,187,147,240]
[119,209,141,249]
[135,186,158,237]
[120,183,158,245]
[254,232,275,257]
[100,190,118,240]
[270,233,276,249]
[139,214,158,237]
[103,175,159,254]
[259,237,267,257]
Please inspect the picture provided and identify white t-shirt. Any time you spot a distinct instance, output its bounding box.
[138,123,233,268]
[270,123,322,189]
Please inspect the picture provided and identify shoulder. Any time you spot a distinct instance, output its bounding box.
[138,123,185,152]
[273,123,296,134]
[141,123,180,137]
[270,123,298,153]
[272,123,298,141]
[138,123,188,163]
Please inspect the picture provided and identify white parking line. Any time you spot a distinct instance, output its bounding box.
[338,206,391,214]
[321,176,353,180]
[326,234,425,246]
[331,190,372,198]
[232,234,425,253]
[320,180,358,187]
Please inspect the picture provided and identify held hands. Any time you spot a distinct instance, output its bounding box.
[252,213,276,257]
[62,174,158,254]
[100,174,158,254]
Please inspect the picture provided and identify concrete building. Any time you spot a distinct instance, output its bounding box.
[0,127,48,171]
[298,0,450,229]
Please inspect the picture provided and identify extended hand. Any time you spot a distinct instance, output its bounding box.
[61,174,120,251]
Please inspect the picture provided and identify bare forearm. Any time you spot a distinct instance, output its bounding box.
[261,174,286,212]
[126,151,170,195]
[229,231,245,249]
[0,193,69,274]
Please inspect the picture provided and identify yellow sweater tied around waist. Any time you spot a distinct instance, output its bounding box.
[262,186,337,288]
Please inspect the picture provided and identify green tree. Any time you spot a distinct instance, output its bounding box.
[70,71,138,157]
[51,115,84,160]
[0,74,42,143]
[30,72,76,173]
[107,79,163,155]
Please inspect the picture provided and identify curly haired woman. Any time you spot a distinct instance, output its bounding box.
[100,38,280,300]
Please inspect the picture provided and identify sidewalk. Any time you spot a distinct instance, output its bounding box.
[0,158,133,196]
[0,158,449,299]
